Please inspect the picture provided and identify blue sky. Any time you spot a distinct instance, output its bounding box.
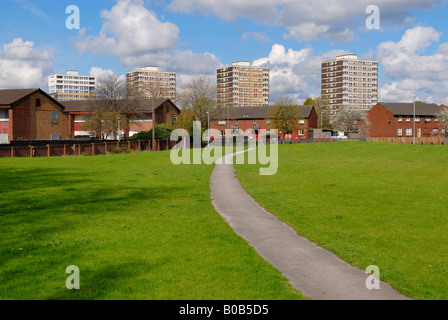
[1,0,448,104]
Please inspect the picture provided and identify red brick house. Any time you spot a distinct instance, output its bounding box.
[367,102,446,139]
[61,98,180,139]
[0,88,69,143]
[210,105,318,140]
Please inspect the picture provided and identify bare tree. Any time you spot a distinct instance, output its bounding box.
[87,74,134,140]
[179,77,221,128]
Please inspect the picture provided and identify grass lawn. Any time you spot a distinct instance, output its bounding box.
[0,149,303,300]
[235,142,448,300]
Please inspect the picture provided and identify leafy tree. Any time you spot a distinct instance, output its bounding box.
[173,109,197,136]
[267,97,301,139]
[303,97,315,106]
[82,110,126,140]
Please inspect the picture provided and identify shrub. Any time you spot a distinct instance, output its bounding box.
[130,124,174,141]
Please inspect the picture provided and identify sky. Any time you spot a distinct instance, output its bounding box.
[1,0,448,104]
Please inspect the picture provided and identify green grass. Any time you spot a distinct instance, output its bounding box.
[0,150,303,300]
[235,142,448,300]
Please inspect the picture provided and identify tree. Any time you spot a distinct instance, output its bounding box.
[304,95,330,128]
[267,96,301,139]
[436,108,448,144]
[173,109,197,136]
[178,77,221,129]
[87,74,134,140]
[330,108,370,135]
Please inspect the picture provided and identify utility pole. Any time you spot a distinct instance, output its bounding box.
[413,96,416,145]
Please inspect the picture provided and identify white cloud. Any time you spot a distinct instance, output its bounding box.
[166,0,444,42]
[377,26,448,103]
[0,38,54,89]
[74,0,221,77]
[241,32,270,42]
[253,44,347,102]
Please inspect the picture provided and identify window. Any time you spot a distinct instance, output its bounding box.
[51,134,60,141]
[51,111,59,123]
[299,119,305,124]
[406,128,412,136]
[397,128,403,136]
[433,128,439,134]
[298,130,305,136]
[36,99,41,107]
[0,109,9,121]
[266,119,271,125]
[253,120,257,125]
[406,116,411,122]
[398,116,402,122]
[415,116,420,122]
[235,120,239,125]
[219,130,225,137]
[218,120,226,125]
[425,117,432,122]
[173,115,178,123]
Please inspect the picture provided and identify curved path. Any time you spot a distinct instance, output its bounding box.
[211,150,410,300]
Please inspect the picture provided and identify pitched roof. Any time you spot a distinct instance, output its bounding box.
[0,88,39,105]
[218,105,315,120]
[61,98,178,113]
[378,102,443,116]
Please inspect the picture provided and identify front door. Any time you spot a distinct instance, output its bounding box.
[417,128,422,138]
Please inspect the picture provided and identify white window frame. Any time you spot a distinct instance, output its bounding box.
[406,128,412,136]
[397,128,403,136]
[298,130,305,136]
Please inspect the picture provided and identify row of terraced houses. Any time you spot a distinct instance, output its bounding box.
[1,55,447,144]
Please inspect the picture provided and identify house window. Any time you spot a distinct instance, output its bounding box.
[397,128,402,136]
[219,130,225,136]
[51,134,60,141]
[299,130,305,136]
[218,120,226,125]
[425,117,432,122]
[266,119,271,125]
[0,109,9,121]
[173,115,178,123]
[435,117,439,122]
[406,116,411,122]
[51,111,59,123]
[36,99,41,107]
[415,116,420,122]
[253,120,257,125]
[406,128,412,136]
[299,119,305,124]
[235,120,239,125]
[398,116,402,122]
[433,128,439,134]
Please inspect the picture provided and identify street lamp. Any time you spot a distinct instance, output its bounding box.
[206,112,210,144]
[118,115,121,142]
[413,96,416,145]
[321,111,324,129]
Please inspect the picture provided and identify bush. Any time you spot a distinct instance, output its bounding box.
[130,124,174,141]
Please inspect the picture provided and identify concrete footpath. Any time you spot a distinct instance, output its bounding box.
[210,151,410,300]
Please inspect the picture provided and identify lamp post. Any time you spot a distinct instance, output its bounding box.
[413,96,416,145]
[206,112,210,144]
[321,111,324,129]
[118,115,121,142]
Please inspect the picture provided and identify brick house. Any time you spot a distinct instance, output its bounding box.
[210,105,318,140]
[62,98,180,139]
[0,88,69,143]
[367,102,446,138]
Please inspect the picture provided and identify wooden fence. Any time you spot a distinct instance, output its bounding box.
[367,137,446,145]
[0,140,178,158]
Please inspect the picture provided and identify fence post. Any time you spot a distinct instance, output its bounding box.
[64,145,67,157]
[11,146,14,158]
[47,145,50,157]
[92,143,95,156]
[138,140,141,152]
[29,146,33,158]
[105,142,108,155]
